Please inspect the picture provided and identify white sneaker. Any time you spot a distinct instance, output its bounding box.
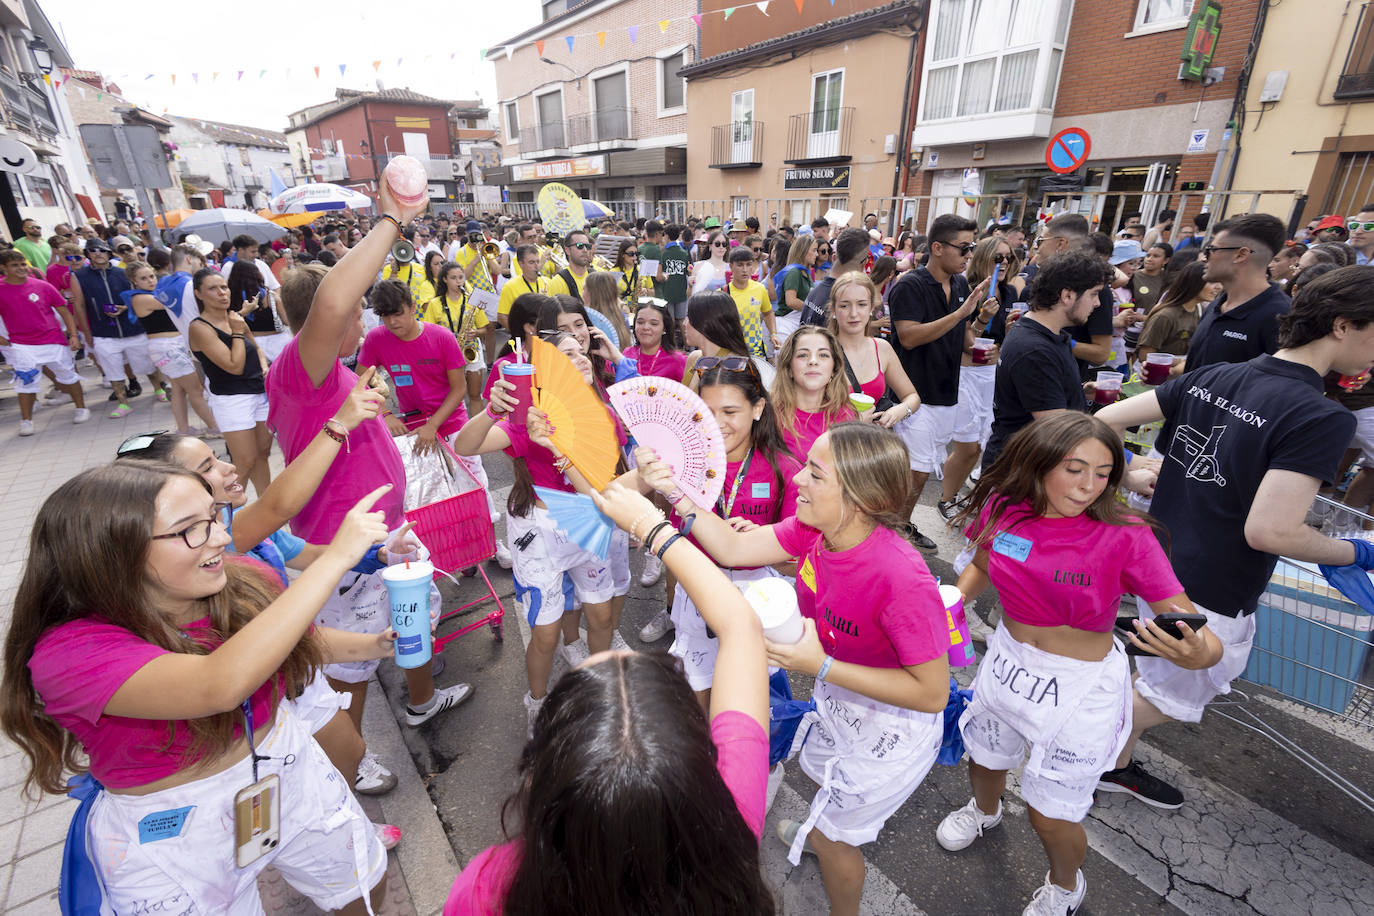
[966,603,996,644]
[494,539,513,569]
[638,553,663,587]
[639,608,674,642]
[17,419,33,436]
[72,407,91,424]
[404,682,474,726]
[524,691,545,737]
[765,762,785,812]
[1022,870,1086,916]
[354,751,398,796]
[42,388,71,404]
[936,797,1003,851]
[610,629,630,652]
[561,638,589,668]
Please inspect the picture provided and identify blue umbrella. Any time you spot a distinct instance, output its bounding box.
[583,199,614,220]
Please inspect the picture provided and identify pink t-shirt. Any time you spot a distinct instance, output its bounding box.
[44,262,72,294]
[482,352,519,400]
[965,498,1183,632]
[623,345,686,382]
[0,277,68,345]
[772,517,949,668]
[443,711,767,915]
[677,449,802,569]
[265,337,406,542]
[358,324,469,437]
[781,406,857,462]
[499,420,575,495]
[27,610,280,789]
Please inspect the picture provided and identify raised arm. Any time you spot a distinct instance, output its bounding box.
[188,313,252,374]
[451,378,517,456]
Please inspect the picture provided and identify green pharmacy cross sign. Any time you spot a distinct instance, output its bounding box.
[1180,0,1223,82]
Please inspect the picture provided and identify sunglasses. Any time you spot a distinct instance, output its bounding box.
[694,355,757,379]
[117,429,171,457]
[712,242,729,248]
[750,247,763,254]
[570,242,593,250]
[1201,245,1247,258]
[992,253,1008,264]
[65,254,83,261]
[1349,221,1374,232]
[940,242,975,255]
[117,247,134,254]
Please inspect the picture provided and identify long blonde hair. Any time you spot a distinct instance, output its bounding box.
[583,271,633,348]
[771,326,852,435]
[828,422,911,533]
[826,271,878,338]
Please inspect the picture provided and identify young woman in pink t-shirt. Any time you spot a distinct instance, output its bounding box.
[453,332,630,735]
[939,413,1221,915]
[444,480,772,916]
[623,299,686,382]
[1,462,395,913]
[770,326,857,461]
[637,422,951,916]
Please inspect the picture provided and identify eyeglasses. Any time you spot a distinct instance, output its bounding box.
[117,429,170,457]
[1201,245,1247,258]
[1348,220,1374,232]
[151,515,223,550]
[569,242,593,251]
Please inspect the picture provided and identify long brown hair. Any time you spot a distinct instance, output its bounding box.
[583,271,633,348]
[827,422,911,534]
[1,463,322,796]
[952,412,1160,546]
[770,326,852,437]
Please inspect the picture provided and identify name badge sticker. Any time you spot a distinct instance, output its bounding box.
[751,482,770,498]
[138,806,195,844]
[992,532,1033,562]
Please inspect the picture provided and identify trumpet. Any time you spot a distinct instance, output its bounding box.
[482,241,501,259]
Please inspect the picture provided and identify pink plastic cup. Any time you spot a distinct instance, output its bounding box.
[384,155,427,207]
[501,362,536,427]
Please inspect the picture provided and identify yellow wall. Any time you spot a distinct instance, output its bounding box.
[1230,0,1374,220]
[686,29,912,224]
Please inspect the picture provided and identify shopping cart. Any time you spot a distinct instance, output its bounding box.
[403,441,506,647]
[1240,494,1374,726]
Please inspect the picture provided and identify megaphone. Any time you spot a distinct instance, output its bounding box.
[391,238,415,264]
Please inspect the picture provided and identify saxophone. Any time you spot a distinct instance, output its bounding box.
[456,295,482,363]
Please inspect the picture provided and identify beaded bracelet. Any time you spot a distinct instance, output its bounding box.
[628,508,663,542]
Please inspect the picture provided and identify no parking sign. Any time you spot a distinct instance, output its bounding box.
[1045,127,1091,175]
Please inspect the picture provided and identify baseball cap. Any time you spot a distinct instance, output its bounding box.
[110,235,136,251]
[1109,240,1145,265]
[1316,214,1347,233]
[465,220,482,233]
[702,216,721,229]
[869,229,882,241]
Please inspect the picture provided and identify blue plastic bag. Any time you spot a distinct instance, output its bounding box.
[938,677,973,766]
[60,773,107,915]
[768,669,816,767]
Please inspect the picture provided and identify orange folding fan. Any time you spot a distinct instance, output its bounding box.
[530,337,619,489]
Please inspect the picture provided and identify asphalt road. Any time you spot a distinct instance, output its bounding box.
[378,452,1374,916]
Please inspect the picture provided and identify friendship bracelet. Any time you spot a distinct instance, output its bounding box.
[641,520,672,554]
[655,531,683,559]
[553,456,572,474]
[378,214,403,233]
[484,404,505,422]
[680,513,696,537]
[321,420,349,453]
[817,655,835,682]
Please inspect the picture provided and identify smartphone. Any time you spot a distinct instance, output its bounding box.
[1116,612,1207,656]
[233,774,281,868]
[990,262,1001,294]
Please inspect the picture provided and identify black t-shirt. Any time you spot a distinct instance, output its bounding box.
[1067,286,1116,378]
[1184,283,1289,372]
[887,266,972,406]
[983,315,1085,468]
[1151,355,1355,616]
[800,275,834,327]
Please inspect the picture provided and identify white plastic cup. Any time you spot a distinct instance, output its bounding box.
[382,561,435,668]
[848,392,875,415]
[743,577,804,644]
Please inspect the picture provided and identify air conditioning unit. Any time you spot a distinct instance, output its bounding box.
[451,160,464,179]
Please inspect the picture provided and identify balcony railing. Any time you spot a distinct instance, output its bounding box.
[710,121,764,168]
[516,107,639,157]
[784,107,854,163]
[0,68,55,141]
[1336,4,1374,99]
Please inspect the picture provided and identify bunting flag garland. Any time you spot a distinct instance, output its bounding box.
[758,1,771,14]
[339,64,347,75]
[596,30,607,47]
[724,7,736,19]
[372,60,381,71]
[312,66,320,78]
[627,25,638,42]
[535,39,546,55]
[565,35,575,52]
[237,70,244,80]
[795,0,804,12]
[691,14,702,28]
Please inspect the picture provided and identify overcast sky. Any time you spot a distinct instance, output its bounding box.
[45,0,535,130]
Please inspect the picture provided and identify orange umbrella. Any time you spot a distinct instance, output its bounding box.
[257,209,319,229]
[154,208,195,229]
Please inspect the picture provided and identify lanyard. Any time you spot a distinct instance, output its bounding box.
[240,700,261,783]
[718,447,754,518]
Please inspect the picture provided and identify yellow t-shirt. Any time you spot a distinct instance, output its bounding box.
[454,244,499,293]
[545,266,595,300]
[420,291,488,336]
[382,261,435,306]
[728,280,773,358]
[498,274,548,317]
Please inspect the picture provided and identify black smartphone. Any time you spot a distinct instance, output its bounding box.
[1117,612,1207,655]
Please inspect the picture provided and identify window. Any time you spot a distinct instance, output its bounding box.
[535,90,565,149]
[916,0,1069,142]
[659,52,686,113]
[504,102,520,140]
[809,70,844,158]
[26,175,56,208]
[592,71,630,140]
[542,0,567,20]
[1133,0,1194,32]
[1337,3,1374,99]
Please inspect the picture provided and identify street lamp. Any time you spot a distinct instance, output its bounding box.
[539,57,581,88]
[26,36,54,76]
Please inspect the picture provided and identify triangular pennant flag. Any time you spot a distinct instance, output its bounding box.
[213,72,220,82]
[596,30,607,47]
[236,70,244,80]
[536,39,546,55]
[659,19,670,31]
[504,46,514,59]
[627,25,638,42]
[372,60,381,71]
[144,74,153,80]
[565,35,575,52]
[724,6,736,18]
[41,73,49,84]
[78,86,86,98]
[479,49,487,60]
[170,74,176,86]
[259,69,267,78]
[313,65,320,78]
[757,0,770,13]
[794,0,804,11]
[96,92,103,100]
[691,14,702,27]
[191,73,198,84]
[339,63,347,75]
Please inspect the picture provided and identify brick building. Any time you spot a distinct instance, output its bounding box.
[683,0,922,229]
[483,0,693,217]
[906,0,1265,236]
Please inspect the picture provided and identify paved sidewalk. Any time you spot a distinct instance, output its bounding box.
[0,368,454,913]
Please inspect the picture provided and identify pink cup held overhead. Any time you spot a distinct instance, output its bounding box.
[384,155,428,207]
[940,584,976,667]
[501,362,536,427]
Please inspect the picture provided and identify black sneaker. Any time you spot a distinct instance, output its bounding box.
[126,379,142,398]
[901,523,938,555]
[1097,759,1184,809]
[937,498,961,521]
[107,389,119,402]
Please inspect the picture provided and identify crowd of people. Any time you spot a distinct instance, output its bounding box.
[1,192,1372,916]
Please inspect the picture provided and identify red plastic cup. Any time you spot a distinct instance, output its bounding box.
[1094,370,1123,405]
[971,337,994,365]
[1142,353,1173,386]
[501,362,536,426]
